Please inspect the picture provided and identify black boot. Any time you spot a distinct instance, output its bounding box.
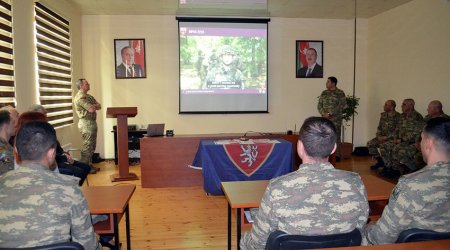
[370,156,385,170]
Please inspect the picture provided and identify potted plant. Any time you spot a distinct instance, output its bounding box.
[340,95,360,159]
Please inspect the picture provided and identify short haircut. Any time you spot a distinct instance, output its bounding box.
[15,121,57,161]
[388,100,396,108]
[328,76,338,85]
[404,98,415,107]
[423,117,450,155]
[76,78,85,90]
[29,104,47,114]
[430,100,443,111]
[299,117,337,159]
[0,110,11,127]
[121,46,131,56]
[17,111,48,131]
[307,48,317,56]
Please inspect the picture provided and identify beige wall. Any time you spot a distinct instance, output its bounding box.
[366,0,450,136]
[81,15,364,158]
[12,0,447,159]
[12,0,83,148]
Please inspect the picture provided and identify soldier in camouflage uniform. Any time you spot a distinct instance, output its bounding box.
[367,100,401,170]
[0,110,15,175]
[365,117,450,245]
[414,100,449,169]
[379,98,425,178]
[240,117,369,250]
[424,100,449,121]
[0,121,100,249]
[205,45,244,89]
[74,78,101,173]
[317,76,346,158]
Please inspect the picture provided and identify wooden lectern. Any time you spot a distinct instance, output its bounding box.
[106,107,139,182]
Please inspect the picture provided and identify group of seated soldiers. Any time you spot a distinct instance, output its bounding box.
[367,99,449,178]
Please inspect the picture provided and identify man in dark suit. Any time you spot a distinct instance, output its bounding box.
[297,47,323,78]
[116,46,144,78]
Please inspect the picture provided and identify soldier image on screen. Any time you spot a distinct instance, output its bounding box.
[205,45,244,89]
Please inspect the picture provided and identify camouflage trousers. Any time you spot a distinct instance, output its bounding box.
[367,138,381,157]
[78,119,97,165]
[380,142,417,170]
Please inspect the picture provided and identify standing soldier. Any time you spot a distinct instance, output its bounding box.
[74,78,101,173]
[379,98,424,178]
[317,76,346,159]
[367,100,401,170]
[0,110,15,175]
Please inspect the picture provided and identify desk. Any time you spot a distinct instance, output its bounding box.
[140,134,301,188]
[193,139,294,195]
[222,175,395,250]
[83,185,136,250]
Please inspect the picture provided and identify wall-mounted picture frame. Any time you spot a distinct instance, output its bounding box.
[114,39,146,79]
[296,40,323,78]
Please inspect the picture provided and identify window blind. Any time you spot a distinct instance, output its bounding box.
[35,2,73,128]
[0,0,14,107]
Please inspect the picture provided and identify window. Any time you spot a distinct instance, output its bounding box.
[0,0,14,107]
[35,2,73,128]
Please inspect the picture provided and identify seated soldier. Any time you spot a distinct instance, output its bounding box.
[0,121,100,249]
[240,117,369,250]
[367,100,400,170]
[364,117,450,245]
[379,98,424,178]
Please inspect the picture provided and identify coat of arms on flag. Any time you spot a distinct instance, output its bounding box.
[223,143,275,177]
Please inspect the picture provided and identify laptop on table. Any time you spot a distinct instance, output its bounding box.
[146,123,165,137]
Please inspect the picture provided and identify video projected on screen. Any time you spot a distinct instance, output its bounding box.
[178,20,268,113]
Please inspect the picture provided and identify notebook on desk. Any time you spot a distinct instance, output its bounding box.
[146,123,165,137]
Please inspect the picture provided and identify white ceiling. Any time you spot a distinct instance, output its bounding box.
[66,0,414,19]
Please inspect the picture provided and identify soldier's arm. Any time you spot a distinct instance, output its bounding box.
[70,188,101,250]
[317,94,326,116]
[354,176,369,230]
[366,182,412,245]
[240,183,277,249]
[375,114,384,137]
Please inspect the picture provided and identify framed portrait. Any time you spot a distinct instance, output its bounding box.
[296,40,323,78]
[114,39,147,79]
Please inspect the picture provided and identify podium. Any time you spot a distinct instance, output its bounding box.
[106,107,139,182]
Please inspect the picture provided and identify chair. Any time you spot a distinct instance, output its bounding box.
[0,242,84,250]
[395,228,450,243]
[265,228,362,250]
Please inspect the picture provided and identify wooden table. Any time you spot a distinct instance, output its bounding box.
[83,185,136,250]
[221,175,395,250]
[139,134,302,188]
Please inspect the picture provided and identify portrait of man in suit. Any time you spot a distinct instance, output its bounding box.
[115,39,146,79]
[296,41,323,78]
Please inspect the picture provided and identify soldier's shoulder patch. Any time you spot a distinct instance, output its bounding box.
[80,96,86,99]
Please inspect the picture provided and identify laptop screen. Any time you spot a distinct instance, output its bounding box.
[147,124,165,137]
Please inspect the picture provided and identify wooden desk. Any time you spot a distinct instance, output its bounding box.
[325,239,450,249]
[139,133,335,188]
[222,175,395,250]
[83,185,136,250]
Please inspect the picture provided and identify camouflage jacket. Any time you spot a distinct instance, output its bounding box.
[0,163,100,250]
[240,162,369,250]
[74,90,98,121]
[397,110,425,144]
[0,137,14,176]
[317,88,346,119]
[424,113,450,122]
[365,161,450,245]
[375,111,401,139]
